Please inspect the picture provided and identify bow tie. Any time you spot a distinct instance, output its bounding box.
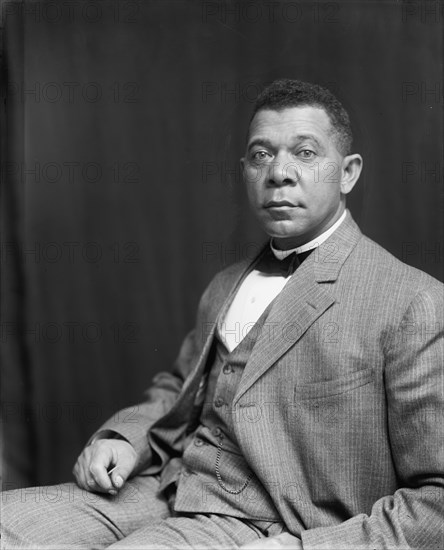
[255,248,312,277]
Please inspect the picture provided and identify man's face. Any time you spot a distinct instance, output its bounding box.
[241,106,352,249]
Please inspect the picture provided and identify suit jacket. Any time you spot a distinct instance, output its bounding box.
[97,211,444,549]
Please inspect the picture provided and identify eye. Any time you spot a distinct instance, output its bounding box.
[251,150,272,162]
[299,149,315,159]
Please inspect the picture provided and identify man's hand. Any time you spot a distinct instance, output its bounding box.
[73,439,137,495]
[240,533,303,549]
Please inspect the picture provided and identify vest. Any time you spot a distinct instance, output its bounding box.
[173,301,281,521]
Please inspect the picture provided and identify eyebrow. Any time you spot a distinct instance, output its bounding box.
[247,134,324,151]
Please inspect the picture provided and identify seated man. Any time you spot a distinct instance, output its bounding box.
[1,79,443,549]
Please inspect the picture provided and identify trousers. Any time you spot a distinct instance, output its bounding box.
[0,475,286,549]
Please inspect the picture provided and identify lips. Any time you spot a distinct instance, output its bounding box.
[265,200,296,208]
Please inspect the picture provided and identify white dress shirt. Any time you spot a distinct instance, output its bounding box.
[219,211,346,351]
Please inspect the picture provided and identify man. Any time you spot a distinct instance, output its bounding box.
[1,79,443,549]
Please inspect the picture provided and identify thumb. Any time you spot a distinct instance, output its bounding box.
[109,448,136,489]
[110,468,132,489]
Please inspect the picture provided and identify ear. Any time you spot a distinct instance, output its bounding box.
[340,154,363,195]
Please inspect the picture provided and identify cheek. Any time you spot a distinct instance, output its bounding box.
[305,176,341,200]
[244,166,265,189]
[245,180,262,204]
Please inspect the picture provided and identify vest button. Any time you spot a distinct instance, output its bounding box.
[223,365,233,374]
[214,397,224,408]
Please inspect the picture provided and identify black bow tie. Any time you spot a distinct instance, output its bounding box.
[255,247,312,277]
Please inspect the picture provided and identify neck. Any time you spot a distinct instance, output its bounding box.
[271,209,347,256]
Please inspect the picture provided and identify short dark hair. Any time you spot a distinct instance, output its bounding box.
[252,79,353,155]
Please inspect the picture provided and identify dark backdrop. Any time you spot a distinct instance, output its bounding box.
[1,0,442,488]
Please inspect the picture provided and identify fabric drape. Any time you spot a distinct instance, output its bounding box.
[1,0,442,487]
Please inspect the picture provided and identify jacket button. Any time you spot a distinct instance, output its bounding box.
[223,365,233,374]
[194,438,204,447]
[214,397,224,408]
[213,427,222,437]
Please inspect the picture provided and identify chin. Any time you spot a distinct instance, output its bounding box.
[263,221,304,240]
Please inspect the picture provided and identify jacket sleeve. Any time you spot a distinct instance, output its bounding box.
[301,284,444,549]
[89,326,201,474]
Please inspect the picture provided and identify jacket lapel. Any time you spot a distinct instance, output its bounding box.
[233,210,363,403]
[157,254,258,424]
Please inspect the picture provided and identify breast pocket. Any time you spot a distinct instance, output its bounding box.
[294,368,374,400]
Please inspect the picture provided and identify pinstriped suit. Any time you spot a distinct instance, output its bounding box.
[2,211,442,549]
[97,210,444,548]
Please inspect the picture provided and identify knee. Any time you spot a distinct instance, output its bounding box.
[2,485,68,513]
[1,486,49,529]
[0,484,76,541]
[1,488,41,547]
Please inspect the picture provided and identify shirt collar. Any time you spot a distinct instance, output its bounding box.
[270,210,347,260]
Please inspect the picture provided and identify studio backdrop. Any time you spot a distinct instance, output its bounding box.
[1,0,442,488]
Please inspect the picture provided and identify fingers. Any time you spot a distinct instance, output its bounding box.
[73,446,95,491]
[107,467,127,491]
[104,442,137,490]
[72,439,137,495]
[72,441,115,494]
[106,465,123,490]
[89,443,117,493]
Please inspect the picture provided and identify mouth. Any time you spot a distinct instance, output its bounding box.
[264,200,301,211]
[264,200,300,209]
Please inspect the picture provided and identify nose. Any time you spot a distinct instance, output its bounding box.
[267,151,300,187]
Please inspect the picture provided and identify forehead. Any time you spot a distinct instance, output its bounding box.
[248,106,334,144]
